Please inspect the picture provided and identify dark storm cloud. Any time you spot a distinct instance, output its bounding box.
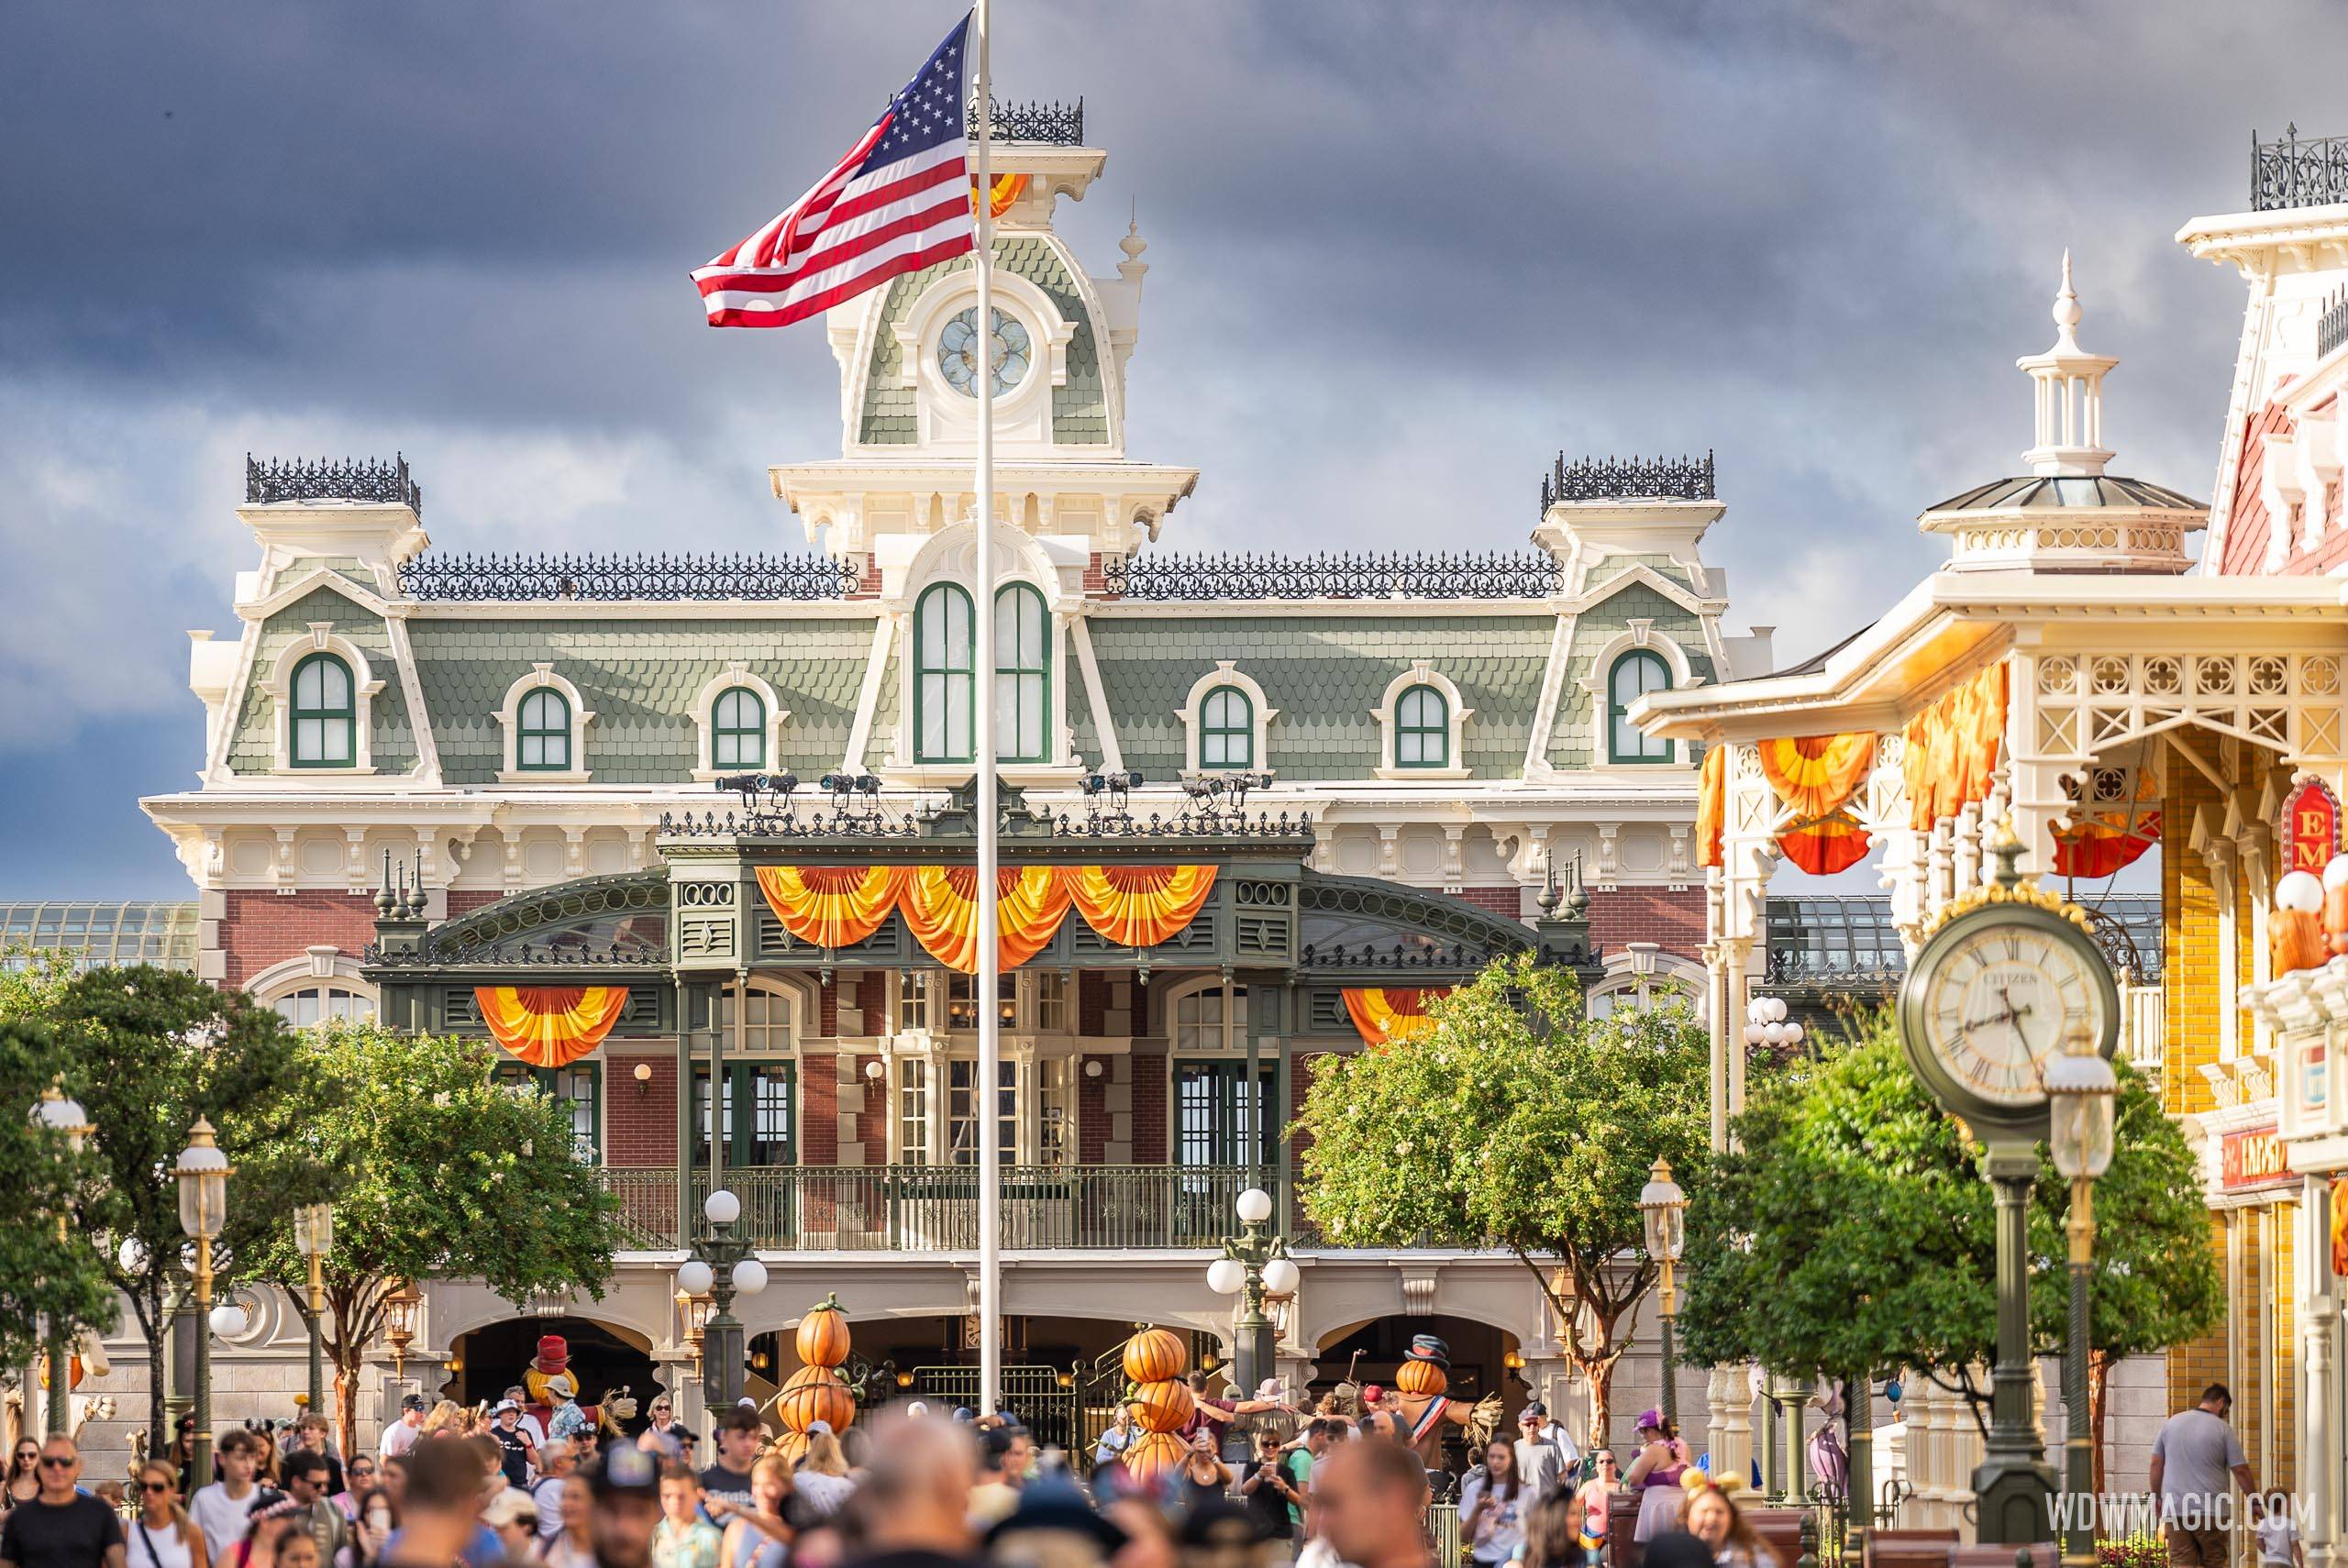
[0,0,2337,892]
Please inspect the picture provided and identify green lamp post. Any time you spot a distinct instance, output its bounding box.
[2046,1020,2118,1568]
[1637,1158,1688,1428]
[1896,825,2117,1547]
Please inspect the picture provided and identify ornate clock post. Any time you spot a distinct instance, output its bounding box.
[1895,825,2119,1548]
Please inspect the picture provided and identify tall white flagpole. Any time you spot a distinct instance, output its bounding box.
[971,0,1002,1419]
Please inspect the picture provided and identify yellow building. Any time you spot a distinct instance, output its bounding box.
[1640,133,2348,1562]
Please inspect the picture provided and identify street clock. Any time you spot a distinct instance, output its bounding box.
[1896,833,2119,1137]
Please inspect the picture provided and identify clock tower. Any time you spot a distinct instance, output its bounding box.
[771,103,1199,594]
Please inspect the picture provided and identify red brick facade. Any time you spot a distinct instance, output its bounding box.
[1131,1047,1168,1164]
[604,1055,676,1166]
[1078,1055,1109,1163]
[1586,884,1704,961]
[801,1055,838,1164]
[849,1053,887,1152]
[1455,885,1523,919]
[217,889,382,987]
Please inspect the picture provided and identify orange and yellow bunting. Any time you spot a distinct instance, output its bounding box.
[1777,811,1872,877]
[1901,662,2008,830]
[972,172,1029,219]
[1758,733,1876,823]
[756,865,912,950]
[2051,773,2160,880]
[475,986,629,1068]
[1696,745,1726,869]
[900,865,1074,974]
[1342,987,1451,1047]
[1066,865,1218,948]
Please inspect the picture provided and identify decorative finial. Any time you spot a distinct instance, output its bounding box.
[1988,816,2027,890]
[375,850,395,917]
[1117,204,1148,282]
[2052,249,2081,348]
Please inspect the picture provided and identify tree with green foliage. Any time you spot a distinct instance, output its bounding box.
[42,966,314,1457]
[1296,954,1710,1439]
[239,1021,620,1460]
[1678,1011,2221,1484]
[0,1011,117,1382]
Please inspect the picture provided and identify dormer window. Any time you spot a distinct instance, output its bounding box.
[290,653,356,768]
[1394,685,1449,769]
[914,580,1053,765]
[1608,650,1674,763]
[517,689,572,772]
[713,687,767,769]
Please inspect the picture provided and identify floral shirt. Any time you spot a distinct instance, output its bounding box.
[655,1518,724,1568]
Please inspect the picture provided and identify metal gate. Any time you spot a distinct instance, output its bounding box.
[909,1365,1080,1453]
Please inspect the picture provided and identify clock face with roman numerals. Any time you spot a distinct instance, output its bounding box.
[1898,901,2118,1128]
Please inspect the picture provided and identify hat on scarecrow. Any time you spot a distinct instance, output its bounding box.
[1404,1334,1451,1370]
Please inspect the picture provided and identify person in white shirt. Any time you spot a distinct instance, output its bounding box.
[378,1396,426,1462]
[2255,1498,2304,1568]
[1512,1404,1580,1499]
[532,1442,576,1542]
[188,1430,264,1562]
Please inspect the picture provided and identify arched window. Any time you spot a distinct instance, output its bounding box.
[271,985,374,1028]
[517,688,571,772]
[915,582,976,763]
[993,582,1050,763]
[1608,651,1673,763]
[290,653,356,768]
[713,687,766,768]
[1200,686,1253,769]
[1394,684,1449,768]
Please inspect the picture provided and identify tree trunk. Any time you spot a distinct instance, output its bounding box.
[1588,1352,1616,1453]
[146,1320,167,1460]
[334,1352,358,1466]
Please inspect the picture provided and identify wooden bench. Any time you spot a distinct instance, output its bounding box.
[1947,1546,2056,1568]
[1865,1528,1961,1568]
[1742,1505,1813,1568]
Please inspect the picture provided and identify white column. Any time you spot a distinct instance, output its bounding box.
[2304,1176,2336,1568]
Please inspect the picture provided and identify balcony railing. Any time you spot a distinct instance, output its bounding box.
[2254,125,2348,212]
[596,1164,1268,1251]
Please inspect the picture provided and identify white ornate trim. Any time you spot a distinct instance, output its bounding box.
[1578,622,1692,767]
[261,625,387,775]
[691,664,789,781]
[494,664,596,783]
[1370,662,1471,781]
[1177,662,1279,775]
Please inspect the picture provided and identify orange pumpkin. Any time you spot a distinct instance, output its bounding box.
[1123,1328,1187,1385]
[772,1430,810,1466]
[795,1294,852,1370]
[774,1365,855,1434]
[1120,1430,1188,1482]
[1394,1359,1447,1397]
[1130,1378,1197,1434]
[2277,908,2328,977]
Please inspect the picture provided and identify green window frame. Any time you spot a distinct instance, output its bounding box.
[914,581,976,763]
[1200,685,1253,769]
[1608,650,1674,763]
[289,652,357,768]
[1394,683,1449,768]
[692,1060,797,1168]
[1173,1060,1278,1168]
[491,1062,601,1163]
[993,581,1051,764]
[712,686,765,769]
[517,687,571,771]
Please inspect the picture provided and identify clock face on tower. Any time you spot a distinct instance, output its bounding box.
[937,305,1032,399]
[1897,900,2118,1126]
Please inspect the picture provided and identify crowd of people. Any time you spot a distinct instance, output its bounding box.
[0,1390,1776,1568]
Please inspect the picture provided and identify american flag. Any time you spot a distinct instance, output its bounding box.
[692,14,975,329]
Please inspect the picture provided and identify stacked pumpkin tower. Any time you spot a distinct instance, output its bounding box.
[1117,1327,1194,1482]
[774,1294,856,1463]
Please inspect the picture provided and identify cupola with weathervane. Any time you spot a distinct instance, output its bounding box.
[1918,253,2207,575]
[773,97,1199,595]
